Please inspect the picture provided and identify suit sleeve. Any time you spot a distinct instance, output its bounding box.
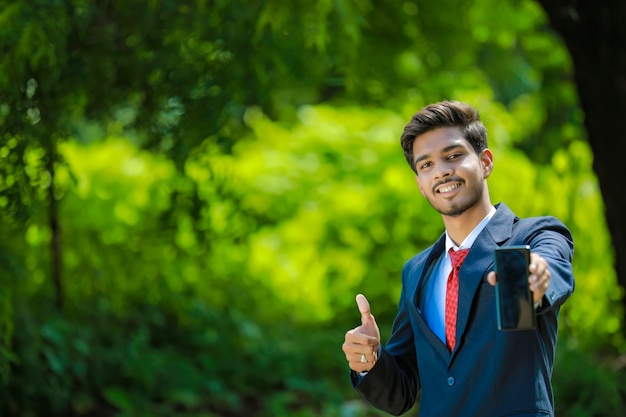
[352,263,421,416]
[523,216,575,313]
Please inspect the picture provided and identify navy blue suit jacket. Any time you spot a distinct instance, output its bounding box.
[353,203,574,417]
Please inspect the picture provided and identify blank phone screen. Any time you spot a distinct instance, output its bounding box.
[494,246,535,331]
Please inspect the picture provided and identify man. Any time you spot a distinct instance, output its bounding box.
[341,101,574,417]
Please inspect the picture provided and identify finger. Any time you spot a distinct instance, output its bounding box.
[535,258,548,277]
[351,349,378,363]
[344,329,378,346]
[487,271,497,286]
[356,294,372,326]
[347,351,378,372]
[534,268,551,291]
[528,256,540,284]
[529,253,548,275]
[529,254,549,287]
[343,337,369,358]
[530,273,550,303]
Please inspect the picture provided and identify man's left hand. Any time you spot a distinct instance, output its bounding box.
[487,252,550,303]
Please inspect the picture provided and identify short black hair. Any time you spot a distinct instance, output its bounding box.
[400,101,488,174]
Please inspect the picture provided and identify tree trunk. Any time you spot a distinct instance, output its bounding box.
[537,0,626,323]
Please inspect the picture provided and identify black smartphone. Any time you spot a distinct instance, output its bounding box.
[494,245,535,331]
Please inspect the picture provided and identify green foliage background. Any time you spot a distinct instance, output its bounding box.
[0,0,624,416]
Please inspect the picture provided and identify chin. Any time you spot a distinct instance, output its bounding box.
[440,208,466,217]
[437,201,473,217]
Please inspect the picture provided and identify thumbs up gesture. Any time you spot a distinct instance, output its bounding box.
[342,294,381,372]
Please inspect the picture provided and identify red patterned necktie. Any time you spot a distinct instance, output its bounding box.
[446,248,469,352]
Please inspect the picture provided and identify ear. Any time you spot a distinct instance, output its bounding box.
[415,175,426,196]
[480,149,494,178]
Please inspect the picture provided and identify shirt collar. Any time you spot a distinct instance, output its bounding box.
[445,205,496,253]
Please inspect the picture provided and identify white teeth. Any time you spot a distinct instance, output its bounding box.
[439,183,460,193]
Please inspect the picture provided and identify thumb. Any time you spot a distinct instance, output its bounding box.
[356,293,373,326]
[356,294,380,342]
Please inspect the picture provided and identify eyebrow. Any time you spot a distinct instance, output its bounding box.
[413,144,465,166]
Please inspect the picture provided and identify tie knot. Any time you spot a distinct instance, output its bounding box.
[449,248,469,269]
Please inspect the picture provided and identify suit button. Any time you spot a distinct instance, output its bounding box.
[447,376,455,386]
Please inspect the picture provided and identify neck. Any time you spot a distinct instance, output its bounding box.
[442,195,493,246]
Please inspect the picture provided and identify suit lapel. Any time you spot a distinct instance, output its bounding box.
[403,235,449,353]
[406,235,446,310]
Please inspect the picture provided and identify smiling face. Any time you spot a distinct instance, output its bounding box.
[413,126,493,219]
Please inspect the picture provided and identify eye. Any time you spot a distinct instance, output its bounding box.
[418,161,432,170]
[447,153,463,160]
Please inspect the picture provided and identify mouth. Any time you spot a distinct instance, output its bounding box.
[435,181,462,194]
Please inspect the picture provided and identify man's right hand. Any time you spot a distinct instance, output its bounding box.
[342,294,381,372]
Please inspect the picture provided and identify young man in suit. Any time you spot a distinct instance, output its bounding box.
[341,101,574,417]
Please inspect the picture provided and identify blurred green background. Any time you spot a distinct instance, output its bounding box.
[1,0,624,416]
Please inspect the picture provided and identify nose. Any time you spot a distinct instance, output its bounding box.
[434,161,453,180]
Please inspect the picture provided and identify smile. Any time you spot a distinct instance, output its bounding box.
[437,183,461,193]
